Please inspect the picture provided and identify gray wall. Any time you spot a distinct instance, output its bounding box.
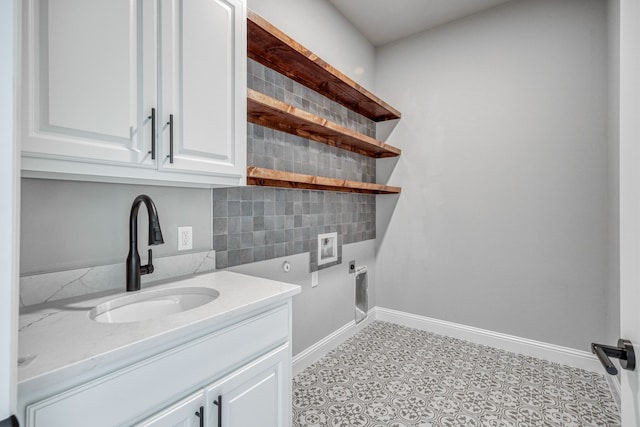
[247,0,375,89]
[229,240,375,355]
[374,0,611,351]
[21,179,212,275]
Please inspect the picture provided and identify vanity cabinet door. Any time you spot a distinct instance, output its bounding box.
[135,391,205,427]
[205,345,290,427]
[21,0,157,168]
[158,0,246,181]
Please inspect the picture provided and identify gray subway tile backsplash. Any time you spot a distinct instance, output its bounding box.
[213,59,378,270]
[213,187,375,270]
[248,127,376,183]
[248,59,376,138]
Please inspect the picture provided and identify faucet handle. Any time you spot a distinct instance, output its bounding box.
[140,249,155,275]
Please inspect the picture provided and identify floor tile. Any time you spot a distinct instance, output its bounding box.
[292,321,620,427]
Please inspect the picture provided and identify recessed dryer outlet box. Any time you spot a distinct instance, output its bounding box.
[349,260,356,274]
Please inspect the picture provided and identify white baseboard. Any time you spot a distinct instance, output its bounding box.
[292,312,376,376]
[292,306,606,377]
[375,307,602,373]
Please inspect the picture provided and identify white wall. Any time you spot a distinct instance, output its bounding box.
[375,0,610,351]
[247,0,375,89]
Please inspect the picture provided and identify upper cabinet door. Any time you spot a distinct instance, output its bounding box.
[159,0,246,180]
[21,0,157,166]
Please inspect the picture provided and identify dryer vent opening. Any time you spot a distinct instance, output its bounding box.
[355,267,368,324]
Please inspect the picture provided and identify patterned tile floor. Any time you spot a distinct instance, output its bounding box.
[292,321,620,426]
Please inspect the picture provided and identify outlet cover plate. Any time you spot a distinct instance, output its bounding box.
[178,226,193,251]
[349,260,356,274]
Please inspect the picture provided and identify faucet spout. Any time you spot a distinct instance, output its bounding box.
[126,195,164,292]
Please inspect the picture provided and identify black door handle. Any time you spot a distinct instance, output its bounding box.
[591,339,636,375]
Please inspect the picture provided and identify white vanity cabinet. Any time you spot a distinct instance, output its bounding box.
[22,304,292,427]
[20,0,246,187]
[139,345,289,427]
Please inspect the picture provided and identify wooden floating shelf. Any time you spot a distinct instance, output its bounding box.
[247,10,401,122]
[247,89,401,159]
[247,167,401,195]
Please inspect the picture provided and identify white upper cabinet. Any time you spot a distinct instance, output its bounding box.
[21,0,246,187]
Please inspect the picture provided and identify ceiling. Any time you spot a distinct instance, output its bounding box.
[329,0,514,46]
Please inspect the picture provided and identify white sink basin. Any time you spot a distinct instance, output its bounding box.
[89,286,219,324]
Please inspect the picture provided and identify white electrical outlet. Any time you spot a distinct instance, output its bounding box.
[178,226,193,251]
[311,271,318,288]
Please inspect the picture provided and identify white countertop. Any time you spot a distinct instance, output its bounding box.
[18,271,300,391]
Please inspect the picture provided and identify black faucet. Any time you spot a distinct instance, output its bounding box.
[126,195,165,292]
